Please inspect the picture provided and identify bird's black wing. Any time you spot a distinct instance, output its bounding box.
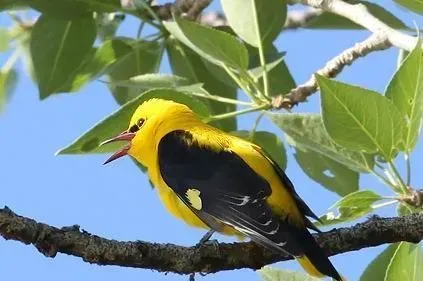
[253,146,321,232]
[157,130,304,256]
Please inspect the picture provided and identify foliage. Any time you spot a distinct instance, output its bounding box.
[1,0,423,280]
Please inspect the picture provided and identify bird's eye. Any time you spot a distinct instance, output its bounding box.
[137,118,145,127]
[128,118,145,133]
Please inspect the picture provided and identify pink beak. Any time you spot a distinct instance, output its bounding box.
[101,131,136,165]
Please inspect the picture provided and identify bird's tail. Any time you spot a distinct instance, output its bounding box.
[294,229,343,281]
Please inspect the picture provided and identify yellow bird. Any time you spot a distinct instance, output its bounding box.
[102,98,342,280]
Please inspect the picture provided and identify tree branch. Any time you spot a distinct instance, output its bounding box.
[291,0,417,51]
[272,33,391,109]
[151,0,212,21]
[199,8,323,30]
[1,206,422,275]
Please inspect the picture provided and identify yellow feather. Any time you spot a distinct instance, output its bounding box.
[118,98,338,279]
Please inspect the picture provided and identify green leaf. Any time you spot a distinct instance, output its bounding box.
[307,1,407,30]
[167,38,237,131]
[317,75,405,160]
[258,266,321,281]
[397,202,420,216]
[317,190,383,226]
[360,244,401,281]
[30,15,96,99]
[0,28,9,52]
[202,59,238,88]
[232,131,287,170]
[164,16,249,70]
[95,12,125,41]
[270,113,374,172]
[385,242,423,281]
[394,0,423,15]
[0,69,18,114]
[294,148,359,196]
[247,45,296,97]
[108,40,163,105]
[56,89,211,155]
[0,0,26,11]
[386,41,423,152]
[55,39,136,93]
[109,73,190,89]
[23,0,120,18]
[221,0,286,47]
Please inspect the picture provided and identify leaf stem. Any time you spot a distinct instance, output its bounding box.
[256,45,270,98]
[223,66,256,101]
[372,199,398,209]
[206,104,271,122]
[251,112,264,133]
[136,21,146,38]
[241,70,267,100]
[251,2,269,98]
[1,48,20,72]
[134,0,162,26]
[370,169,397,189]
[250,112,265,139]
[405,153,411,186]
[388,160,408,194]
[190,92,253,106]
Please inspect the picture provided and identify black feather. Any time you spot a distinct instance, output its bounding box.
[158,130,341,280]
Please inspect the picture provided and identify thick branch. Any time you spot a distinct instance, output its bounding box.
[291,0,417,51]
[151,0,212,21]
[199,8,323,29]
[272,33,391,108]
[1,206,422,274]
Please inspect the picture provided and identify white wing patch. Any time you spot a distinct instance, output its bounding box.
[186,188,202,210]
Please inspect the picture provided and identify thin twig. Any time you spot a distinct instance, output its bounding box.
[284,8,323,30]
[272,33,391,109]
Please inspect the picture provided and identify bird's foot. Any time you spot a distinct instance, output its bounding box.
[195,229,215,247]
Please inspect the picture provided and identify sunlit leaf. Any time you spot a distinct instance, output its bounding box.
[0,69,18,114]
[30,14,96,99]
[317,75,405,160]
[397,202,420,216]
[317,190,383,226]
[0,28,9,52]
[360,244,401,281]
[270,113,374,172]
[221,0,286,47]
[385,242,423,281]
[394,0,423,15]
[164,16,249,69]
[259,266,321,281]
[167,38,237,131]
[386,41,423,152]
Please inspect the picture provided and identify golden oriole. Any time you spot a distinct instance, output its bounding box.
[102,98,342,280]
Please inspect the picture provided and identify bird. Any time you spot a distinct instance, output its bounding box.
[101,98,342,280]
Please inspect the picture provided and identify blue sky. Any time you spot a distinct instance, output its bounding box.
[1,1,422,281]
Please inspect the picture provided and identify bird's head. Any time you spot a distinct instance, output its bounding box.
[101,98,194,166]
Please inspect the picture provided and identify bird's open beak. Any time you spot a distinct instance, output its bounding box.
[101,131,136,165]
